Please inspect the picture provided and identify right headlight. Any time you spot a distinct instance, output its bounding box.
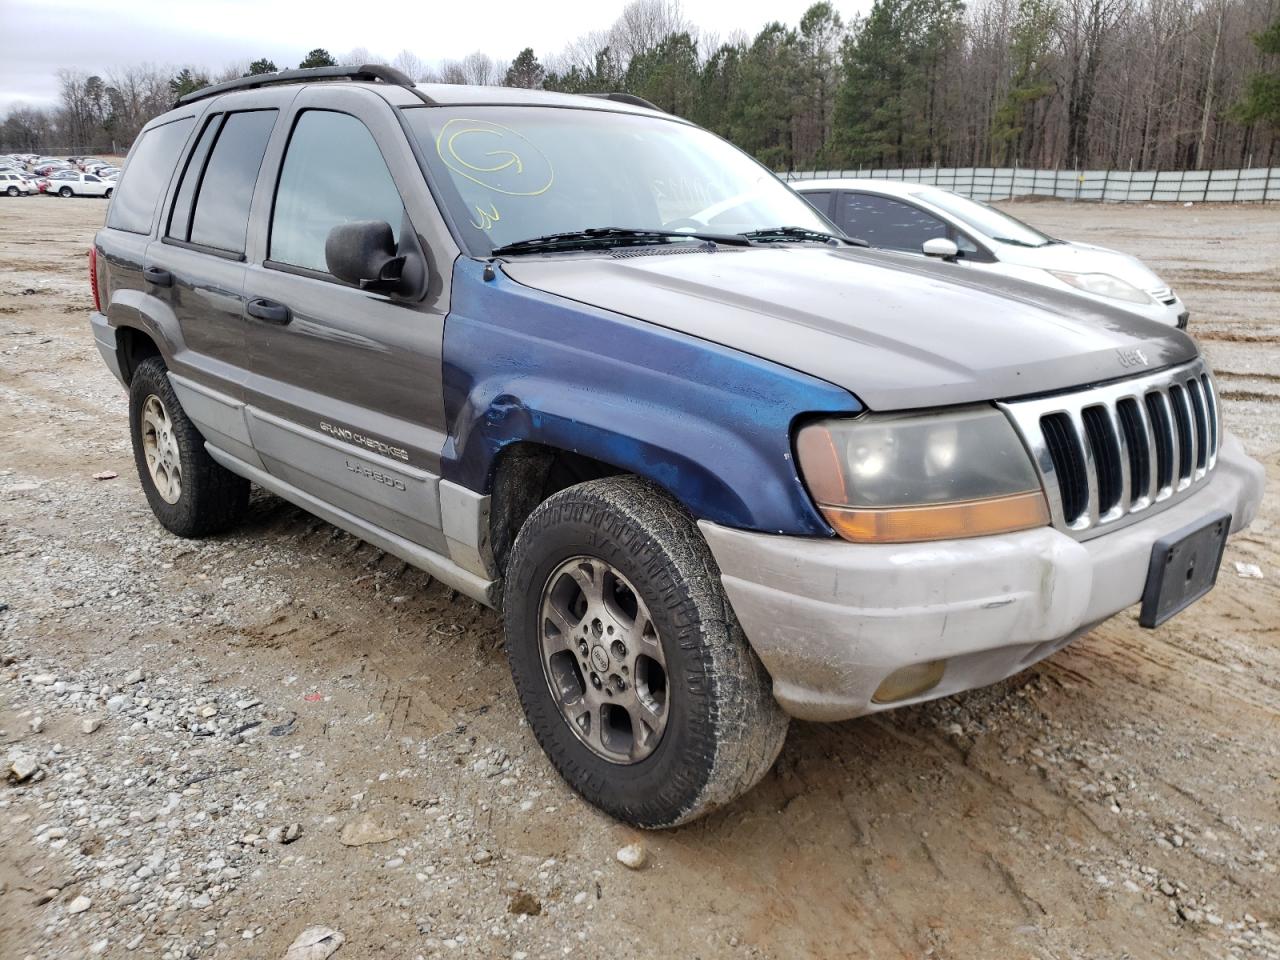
[796,406,1050,543]
[1047,270,1152,305]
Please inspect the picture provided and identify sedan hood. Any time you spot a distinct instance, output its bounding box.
[502,245,1197,411]
[995,239,1169,294]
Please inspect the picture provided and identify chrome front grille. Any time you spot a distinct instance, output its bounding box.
[1000,358,1219,540]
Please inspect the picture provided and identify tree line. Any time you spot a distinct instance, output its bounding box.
[3,0,1277,170]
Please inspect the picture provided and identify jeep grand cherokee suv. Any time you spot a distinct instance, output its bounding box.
[89,66,1265,828]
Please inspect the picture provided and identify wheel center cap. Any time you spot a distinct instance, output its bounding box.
[589,645,609,673]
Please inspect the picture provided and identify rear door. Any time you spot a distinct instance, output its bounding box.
[239,86,454,552]
[147,96,281,466]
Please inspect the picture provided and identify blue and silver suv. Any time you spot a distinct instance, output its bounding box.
[89,66,1264,828]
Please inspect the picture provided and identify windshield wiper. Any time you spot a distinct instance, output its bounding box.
[740,226,864,246]
[990,236,1049,248]
[490,227,752,257]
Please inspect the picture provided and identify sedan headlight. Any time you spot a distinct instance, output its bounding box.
[1048,270,1152,305]
[796,406,1049,543]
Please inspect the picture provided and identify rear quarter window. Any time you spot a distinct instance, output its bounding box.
[107,117,195,235]
[185,110,277,255]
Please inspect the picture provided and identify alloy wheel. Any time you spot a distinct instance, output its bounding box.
[140,394,182,504]
[538,556,669,764]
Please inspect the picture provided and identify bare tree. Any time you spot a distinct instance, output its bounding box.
[392,49,429,81]
[461,50,505,86]
[1055,0,1131,165]
[437,59,467,85]
[609,0,692,60]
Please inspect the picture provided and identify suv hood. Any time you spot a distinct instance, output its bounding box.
[995,239,1169,294]
[502,246,1197,411]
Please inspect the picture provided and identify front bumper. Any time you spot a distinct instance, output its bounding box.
[701,433,1263,721]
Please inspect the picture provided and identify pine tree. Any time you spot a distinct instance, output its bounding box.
[1234,18,1280,132]
[246,58,278,77]
[168,68,206,98]
[991,0,1058,164]
[505,48,546,88]
[625,32,700,115]
[832,0,962,167]
[299,49,337,69]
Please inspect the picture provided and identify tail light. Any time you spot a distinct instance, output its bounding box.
[89,246,102,313]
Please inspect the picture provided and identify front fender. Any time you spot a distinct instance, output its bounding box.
[441,258,860,536]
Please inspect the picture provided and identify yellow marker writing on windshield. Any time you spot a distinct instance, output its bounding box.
[436,119,554,197]
[470,203,500,230]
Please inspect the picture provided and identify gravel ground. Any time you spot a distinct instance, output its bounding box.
[1,195,1278,960]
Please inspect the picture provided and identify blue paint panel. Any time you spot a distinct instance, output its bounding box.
[441,257,861,536]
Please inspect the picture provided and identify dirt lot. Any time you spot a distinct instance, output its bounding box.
[1,195,1277,960]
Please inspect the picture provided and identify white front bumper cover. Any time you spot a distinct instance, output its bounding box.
[700,433,1264,721]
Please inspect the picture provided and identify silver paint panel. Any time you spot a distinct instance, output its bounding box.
[439,479,494,578]
[504,246,1199,412]
[168,373,263,470]
[206,446,497,607]
[244,408,446,552]
[999,357,1219,541]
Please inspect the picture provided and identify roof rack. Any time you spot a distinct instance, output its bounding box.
[584,92,663,113]
[175,64,425,107]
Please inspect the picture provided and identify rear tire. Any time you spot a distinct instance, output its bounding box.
[503,476,788,828]
[59,186,72,198]
[128,357,249,538]
[5,186,16,197]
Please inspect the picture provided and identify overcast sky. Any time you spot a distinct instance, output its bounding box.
[1,0,858,114]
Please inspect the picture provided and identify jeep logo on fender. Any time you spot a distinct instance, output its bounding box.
[1116,347,1149,369]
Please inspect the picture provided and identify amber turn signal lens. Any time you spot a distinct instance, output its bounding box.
[819,491,1050,544]
[872,660,946,703]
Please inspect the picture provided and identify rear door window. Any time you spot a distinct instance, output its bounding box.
[167,116,223,244]
[834,192,948,251]
[107,117,194,235]
[180,110,277,255]
[269,110,405,274]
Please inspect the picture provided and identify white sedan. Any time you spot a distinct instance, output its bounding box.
[794,178,1188,328]
[45,171,114,198]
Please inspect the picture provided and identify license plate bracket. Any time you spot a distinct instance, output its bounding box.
[1139,511,1231,628]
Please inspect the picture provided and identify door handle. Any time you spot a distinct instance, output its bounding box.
[143,265,172,287]
[246,298,291,325]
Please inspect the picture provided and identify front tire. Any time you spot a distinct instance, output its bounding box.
[128,357,249,537]
[5,186,16,197]
[504,476,788,828]
[105,187,113,198]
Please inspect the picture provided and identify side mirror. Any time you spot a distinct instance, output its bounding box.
[922,237,959,262]
[325,220,407,292]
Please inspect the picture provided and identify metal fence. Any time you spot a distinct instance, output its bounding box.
[784,167,1280,202]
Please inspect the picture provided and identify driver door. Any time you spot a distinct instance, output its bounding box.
[239,88,456,552]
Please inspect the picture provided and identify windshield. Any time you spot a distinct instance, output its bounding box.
[913,189,1054,247]
[404,106,832,255]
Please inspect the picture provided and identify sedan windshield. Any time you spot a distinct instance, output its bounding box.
[404,106,833,255]
[913,189,1054,247]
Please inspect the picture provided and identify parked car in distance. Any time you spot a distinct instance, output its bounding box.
[95,166,121,180]
[47,171,113,197]
[0,171,36,196]
[90,67,1262,828]
[795,178,1189,328]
